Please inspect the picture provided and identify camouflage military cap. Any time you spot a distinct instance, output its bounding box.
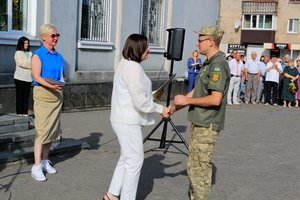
[196,25,224,44]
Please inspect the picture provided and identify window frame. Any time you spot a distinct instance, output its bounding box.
[140,0,165,52]
[289,0,300,3]
[0,0,39,45]
[78,0,114,50]
[287,18,299,34]
[242,14,276,30]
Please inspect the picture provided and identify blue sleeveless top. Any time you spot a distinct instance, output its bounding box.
[32,45,64,86]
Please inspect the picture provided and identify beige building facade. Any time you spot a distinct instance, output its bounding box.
[219,0,300,60]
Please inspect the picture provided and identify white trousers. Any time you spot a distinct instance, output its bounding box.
[227,76,241,104]
[109,122,144,200]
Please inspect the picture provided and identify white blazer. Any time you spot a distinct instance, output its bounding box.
[110,58,163,125]
[14,50,33,82]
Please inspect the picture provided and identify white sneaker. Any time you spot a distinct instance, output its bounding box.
[31,164,47,182]
[42,160,57,174]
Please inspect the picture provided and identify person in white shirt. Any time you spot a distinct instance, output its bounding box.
[227,52,243,105]
[264,55,282,106]
[103,34,170,200]
[256,55,269,103]
[244,51,261,104]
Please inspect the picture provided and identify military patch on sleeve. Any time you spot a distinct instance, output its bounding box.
[211,72,221,83]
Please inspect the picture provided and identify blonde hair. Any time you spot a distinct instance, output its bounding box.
[39,23,57,39]
[289,59,295,67]
[192,50,199,58]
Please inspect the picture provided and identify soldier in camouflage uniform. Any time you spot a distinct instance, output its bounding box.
[171,25,230,200]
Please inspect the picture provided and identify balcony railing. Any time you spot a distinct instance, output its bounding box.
[242,1,278,14]
[253,0,278,2]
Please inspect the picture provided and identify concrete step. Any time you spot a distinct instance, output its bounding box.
[0,137,90,164]
[0,128,36,151]
[0,114,31,134]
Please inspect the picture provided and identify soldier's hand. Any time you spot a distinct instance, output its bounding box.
[174,95,189,106]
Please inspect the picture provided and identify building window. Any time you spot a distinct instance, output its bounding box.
[0,0,28,32]
[242,1,277,30]
[141,0,164,46]
[80,0,111,42]
[288,19,299,33]
[242,14,275,30]
[289,0,300,3]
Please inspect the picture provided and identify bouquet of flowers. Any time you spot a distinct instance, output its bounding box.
[288,82,298,93]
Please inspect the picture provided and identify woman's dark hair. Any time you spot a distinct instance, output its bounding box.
[260,55,265,61]
[16,36,30,51]
[122,34,148,63]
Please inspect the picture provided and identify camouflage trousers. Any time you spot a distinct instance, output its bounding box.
[188,124,219,200]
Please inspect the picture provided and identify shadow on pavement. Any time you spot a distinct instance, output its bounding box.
[79,132,102,149]
[137,154,187,200]
[212,163,217,185]
[0,160,7,174]
[173,125,188,133]
[52,132,103,165]
[0,161,29,200]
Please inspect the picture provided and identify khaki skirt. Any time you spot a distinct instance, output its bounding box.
[33,86,63,144]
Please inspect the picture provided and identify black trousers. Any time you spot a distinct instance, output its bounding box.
[264,81,278,104]
[14,79,32,114]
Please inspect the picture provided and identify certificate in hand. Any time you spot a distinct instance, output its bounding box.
[152,74,176,101]
[44,77,65,86]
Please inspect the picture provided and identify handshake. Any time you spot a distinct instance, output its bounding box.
[161,94,188,118]
[161,105,174,118]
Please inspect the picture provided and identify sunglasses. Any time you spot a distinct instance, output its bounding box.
[50,33,60,38]
[198,38,210,44]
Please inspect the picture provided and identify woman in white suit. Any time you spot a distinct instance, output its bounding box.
[103,34,170,200]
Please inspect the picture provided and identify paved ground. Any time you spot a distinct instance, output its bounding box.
[0,103,300,200]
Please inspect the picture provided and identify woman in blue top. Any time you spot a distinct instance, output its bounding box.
[187,50,202,92]
[31,23,65,182]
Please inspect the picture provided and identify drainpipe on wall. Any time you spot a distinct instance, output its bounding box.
[114,0,123,70]
[44,0,51,24]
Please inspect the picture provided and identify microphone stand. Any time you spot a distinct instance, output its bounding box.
[143,59,189,150]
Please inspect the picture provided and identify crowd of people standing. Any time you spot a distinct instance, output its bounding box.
[226,50,300,107]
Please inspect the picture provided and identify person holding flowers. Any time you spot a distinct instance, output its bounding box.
[281,59,299,107]
[295,59,300,107]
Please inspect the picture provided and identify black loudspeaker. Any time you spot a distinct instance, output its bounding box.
[164,28,185,61]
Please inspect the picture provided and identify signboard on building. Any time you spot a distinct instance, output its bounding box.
[228,44,247,55]
[264,43,291,50]
[274,43,290,50]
